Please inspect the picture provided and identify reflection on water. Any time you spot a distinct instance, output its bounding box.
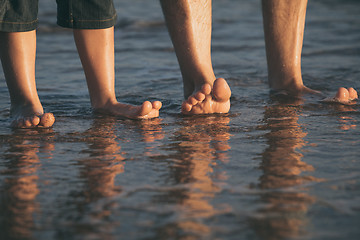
[251,99,323,240]
[0,102,358,239]
[53,116,166,239]
[331,104,357,131]
[0,130,54,240]
[155,115,231,238]
[338,115,357,131]
[61,117,125,239]
[78,117,125,200]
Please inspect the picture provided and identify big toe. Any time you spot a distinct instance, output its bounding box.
[39,113,55,128]
[213,78,231,102]
[138,101,154,116]
[335,87,350,102]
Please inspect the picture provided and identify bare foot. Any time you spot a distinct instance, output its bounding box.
[95,100,162,119]
[181,78,231,115]
[270,85,322,99]
[331,87,359,104]
[271,85,358,105]
[11,106,55,129]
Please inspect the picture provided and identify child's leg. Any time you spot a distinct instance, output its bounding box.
[262,0,357,102]
[0,31,55,128]
[160,0,231,115]
[73,27,161,119]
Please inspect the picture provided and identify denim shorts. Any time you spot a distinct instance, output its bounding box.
[0,0,117,32]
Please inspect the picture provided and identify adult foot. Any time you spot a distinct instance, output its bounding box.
[10,106,55,129]
[271,85,358,105]
[95,101,162,119]
[270,84,321,98]
[331,87,358,104]
[181,78,231,115]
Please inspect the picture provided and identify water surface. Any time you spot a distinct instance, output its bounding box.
[0,0,360,239]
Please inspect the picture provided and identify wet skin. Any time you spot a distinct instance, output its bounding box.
[1,28,162,129]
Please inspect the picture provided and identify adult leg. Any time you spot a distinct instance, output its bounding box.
[262,0,357,102]
[73,27,161,119]
[160,0,231,114]
[0,31,55,128]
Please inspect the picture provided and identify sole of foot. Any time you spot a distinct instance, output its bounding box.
[181,78,231,115]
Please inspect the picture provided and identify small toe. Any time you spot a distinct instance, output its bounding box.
[201,84,212,95]
[181,102,192,113]
[194,91,205,101]
[152,101,162,110]
[24,118,34,128]
[17,119,26,128]
[31,116,41,126]
[348,87,358,100]
[187,96,198,106]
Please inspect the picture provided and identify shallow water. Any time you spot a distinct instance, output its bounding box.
[1,0,360,239]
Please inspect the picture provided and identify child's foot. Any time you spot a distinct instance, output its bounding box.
[181,78,231,115]
[11,106,55,129]
[95,101,162,119]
